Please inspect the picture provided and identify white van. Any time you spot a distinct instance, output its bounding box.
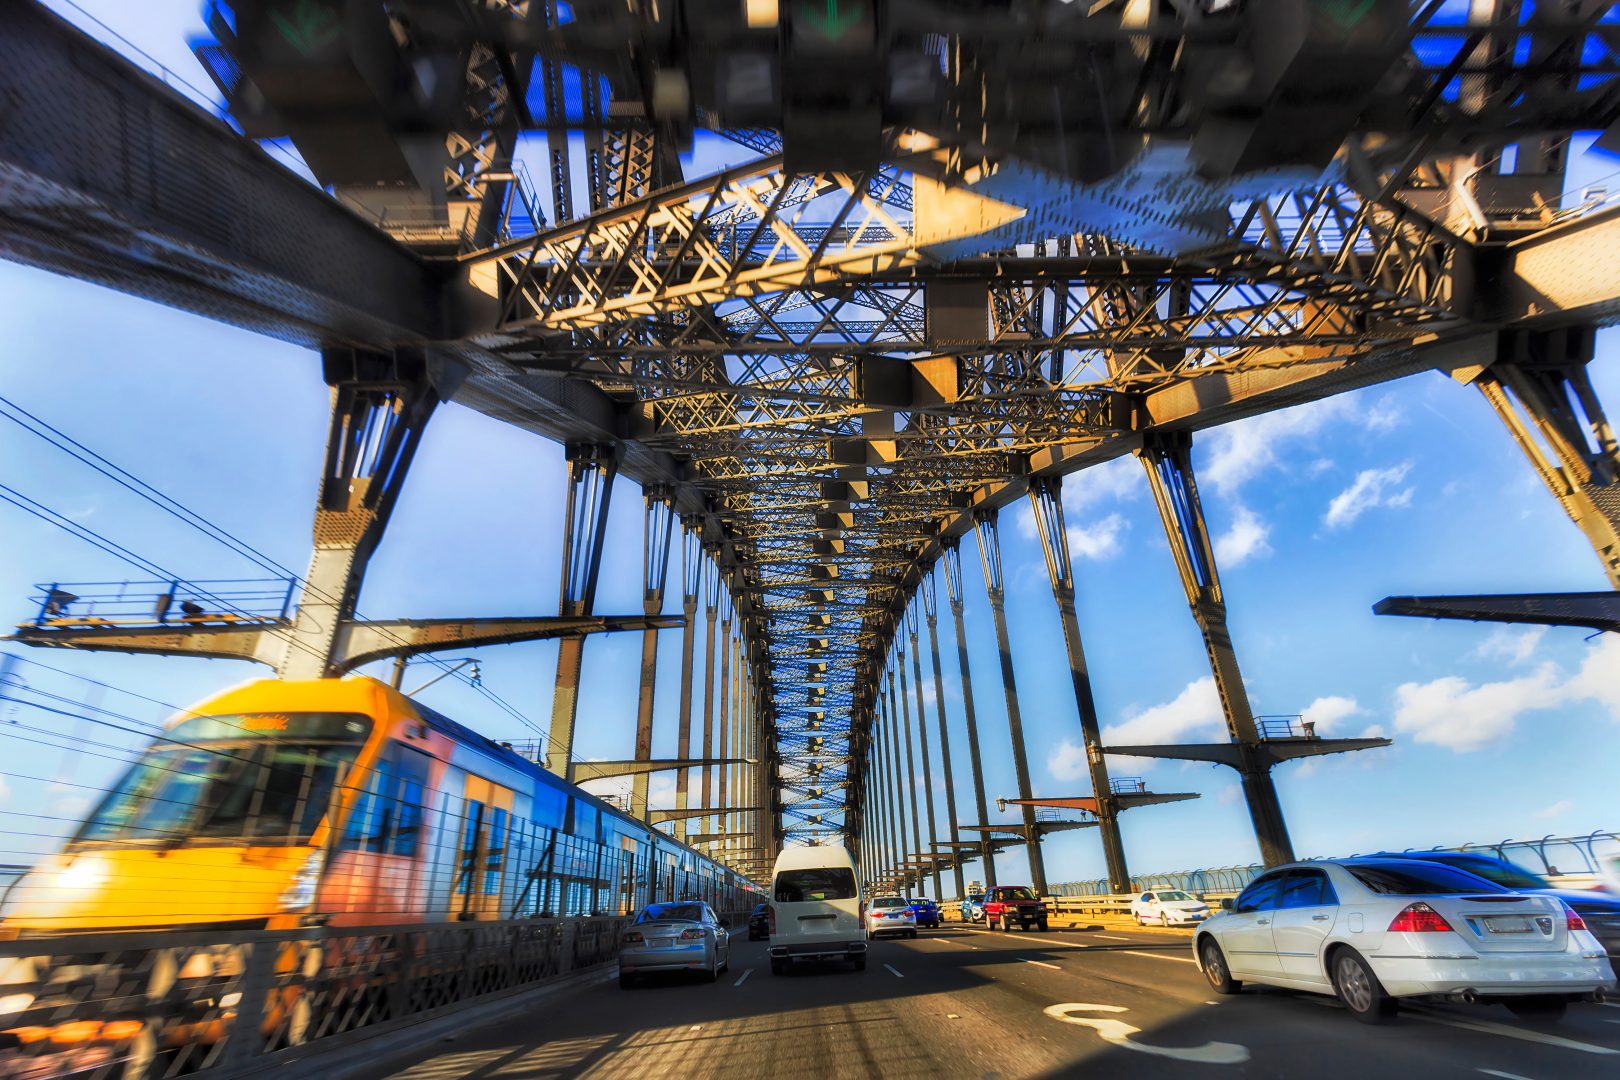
[767,846,866,974]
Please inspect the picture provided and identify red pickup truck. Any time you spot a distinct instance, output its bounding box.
[982,885,1048,932]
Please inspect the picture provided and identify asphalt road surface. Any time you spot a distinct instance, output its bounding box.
[358,924,1620,1079]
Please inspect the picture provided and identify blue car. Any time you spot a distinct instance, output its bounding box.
[960,894,986,922]
[908,897,941,929]
[1375,850,1620,962]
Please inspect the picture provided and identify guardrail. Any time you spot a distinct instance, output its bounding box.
[0,915,651,1078]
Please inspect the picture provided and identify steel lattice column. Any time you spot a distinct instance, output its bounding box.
[1471,329,1620,589]
[902,618,941,900]
[674,521,703,840]
[922,569,966,900]
[896,637,926,893]
[884,677,907,889]
[717,601,734,845]
[547,444,618,778]
[701,558,720,814]
[631,489,675,820]
[1137,433,1295,866]
[1027,478,1131,892]
[974,511,1046,895]
[886,667,916,892]
[942,540,996,888]
[276,349,458,679]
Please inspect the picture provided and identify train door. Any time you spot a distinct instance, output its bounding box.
[451,776,516,920]
[327,742,434,925]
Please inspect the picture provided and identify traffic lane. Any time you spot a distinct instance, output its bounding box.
[360,927,1620,1080]
[361,933,1050,1080]
[945,923,1620,1077]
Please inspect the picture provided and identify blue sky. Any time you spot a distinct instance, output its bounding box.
[2,0,1617,891]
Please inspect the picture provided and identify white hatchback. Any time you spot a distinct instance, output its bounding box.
[1130,889,1210,926]
[1193,859,1615,1024]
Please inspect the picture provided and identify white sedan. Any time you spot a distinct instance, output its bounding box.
[866,895,917,939]
[1130,889,1210,926]
[1192,859,1615,1024]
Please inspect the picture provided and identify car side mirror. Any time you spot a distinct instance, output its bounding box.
[1219,898,1234,911]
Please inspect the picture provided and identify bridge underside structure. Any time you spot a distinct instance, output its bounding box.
[4,0,1620,892]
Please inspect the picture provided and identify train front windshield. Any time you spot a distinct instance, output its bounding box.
[76,712,373,846]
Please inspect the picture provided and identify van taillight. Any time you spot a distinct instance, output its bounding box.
[767,905,777,935]
[859,899,866,924]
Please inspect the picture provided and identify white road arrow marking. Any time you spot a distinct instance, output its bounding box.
[1043,1003,1249,1064]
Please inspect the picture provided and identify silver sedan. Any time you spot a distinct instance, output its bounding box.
[618,901,731,987]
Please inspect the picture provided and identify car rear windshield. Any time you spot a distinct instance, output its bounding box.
[999,887,1036,900]
[774,867,857,902]
[1158,890,1193,901]
[1348,862,1506,896]
[873,896,907,907]
[1427,856,1547,890]
[638,903,705,923]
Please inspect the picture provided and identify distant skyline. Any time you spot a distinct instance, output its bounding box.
[2,0,1617,891]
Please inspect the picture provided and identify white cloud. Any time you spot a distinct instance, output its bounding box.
[1472,626,1548,666]
[1360,723,1388,740]
[1392,665,1562,751]
[1324,462,1415,529]
[1068,514,1128,561]
[648,774,677,807]
[1363,395,1403,433]
[1301,695,1360,734]
[1050,740,1089,782]
[1213,505,1272,567]
[1308,458,1335,477]
[1202,397,1351,495]
[1536,798,1574,820]
[1064,455,1143,511]
[1103,677,1225,745]
[1216,783,1242,807]
[1391,636,1620,752]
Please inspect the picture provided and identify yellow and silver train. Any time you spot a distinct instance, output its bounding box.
[0,676,757,935]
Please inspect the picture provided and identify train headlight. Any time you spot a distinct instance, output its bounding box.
[278,850,325,911]
[52,857,107,895]
[0,992,34,1017]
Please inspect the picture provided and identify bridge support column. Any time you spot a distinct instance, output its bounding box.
[275,348,459,678]
[921,570,966,901]
[547,444,618,779]
[896,642,926,894]
[941,540,995,889]
[674,522,702,841]
[1028,479,1131,893]
[903,619,941,901]
[1467,328,1620,589]
[717,601,734,845]
[631,490,675,821]
[974,511,1047,896]
[701,560,720,815]
[883,677,907,890]
[1138,433,1294,866]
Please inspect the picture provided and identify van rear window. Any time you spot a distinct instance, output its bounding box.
[774,867,856,902]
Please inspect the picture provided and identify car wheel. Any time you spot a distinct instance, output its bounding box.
[853,956,867,972]
[770,959,786,976]
[1505,996,1568,1024]
[1198,938,1241,996]
[619,972,636,990]
[1332,948,1397,1024]
[1037,920,1049,932]
[1135,914,1145,926]
[908,929,917,939]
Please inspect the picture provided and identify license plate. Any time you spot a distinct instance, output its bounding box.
[649,937,674,946]
[1483,916,1533,934]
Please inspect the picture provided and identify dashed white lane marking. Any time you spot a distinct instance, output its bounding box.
[1093,935,1132,941]
[733,968,752,987]
[884,963,905,978]
[1044,1003,1248,1064]
[1478,1070,1535,1080]
[1120,950,1198,965]
[1407,1008,1619,1056]
[1023,958,1062,970]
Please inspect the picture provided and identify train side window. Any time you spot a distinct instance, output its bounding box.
[484,806,509,895]
[343,745,430,856]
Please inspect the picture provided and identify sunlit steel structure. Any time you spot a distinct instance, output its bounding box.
[3,0,1620,896]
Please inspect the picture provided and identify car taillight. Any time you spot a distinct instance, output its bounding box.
[768,905,777,935]
[623,931,644,943]
[1565,905,1588,932]
[680,928,704,940]
[859,899,866,924]
[1388,902,1453,933]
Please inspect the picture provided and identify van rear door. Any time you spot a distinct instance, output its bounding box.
[772,865,861,943]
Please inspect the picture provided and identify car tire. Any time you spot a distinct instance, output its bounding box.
[1198,938,1241,996]
[770,959,786,976]
[1505,996,1568,1024]
[854,956,867,972]
[619,972,636,990]
[1332,948,1397,1024]
[1135,914,1145,926]
[1037,920,1049,932]
[909,929,917,939]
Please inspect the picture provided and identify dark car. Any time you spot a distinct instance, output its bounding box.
[1376,851,1620,961]
[748,902,771,941]
[908,897,941,929]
